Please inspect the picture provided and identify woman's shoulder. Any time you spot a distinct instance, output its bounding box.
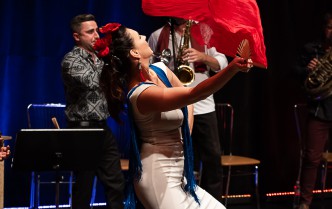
[128,82,155,99]
[150,62,168,75]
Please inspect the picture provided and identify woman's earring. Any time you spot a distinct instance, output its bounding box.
[138,60,142,70]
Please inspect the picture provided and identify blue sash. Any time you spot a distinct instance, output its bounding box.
[124,65,199,209]
[149,64,199,203]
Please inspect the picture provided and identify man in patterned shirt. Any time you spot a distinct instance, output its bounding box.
[61,14,125,209]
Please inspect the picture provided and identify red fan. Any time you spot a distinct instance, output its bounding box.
[142,0,267,68]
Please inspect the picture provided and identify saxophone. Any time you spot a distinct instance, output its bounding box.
[304,47,332,100]
[175,20,195,85]
[153,49,171,65]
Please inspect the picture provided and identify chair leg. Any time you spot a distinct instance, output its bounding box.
[29,172,35,209]
[224,166,232,207]
[194,161,203,186]
[198,161,203,186]
[90,176,98,208]
[30,172,40,209]
[320,160,328,202]
[37,174,40,208]
[69,171,74,208]
[293,180,301,209]
[254,165,260,209]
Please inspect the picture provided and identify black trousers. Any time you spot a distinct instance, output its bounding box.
[68,120,125,209]
[192,111,223,201]
[300,116,332,205]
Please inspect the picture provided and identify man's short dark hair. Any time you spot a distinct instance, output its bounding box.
[70,14,96,33]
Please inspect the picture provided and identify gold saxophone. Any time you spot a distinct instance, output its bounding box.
[304,47,332,100]
[174,20,195,85]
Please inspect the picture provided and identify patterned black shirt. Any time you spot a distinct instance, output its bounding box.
[61,46,109,121]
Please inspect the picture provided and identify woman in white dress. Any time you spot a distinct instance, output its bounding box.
[96,22,252,209]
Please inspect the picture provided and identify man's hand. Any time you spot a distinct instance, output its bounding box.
[183,48,206,63]
[307,58,319,71]
[0,145,10,161]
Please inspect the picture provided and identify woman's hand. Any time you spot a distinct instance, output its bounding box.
[229,57,253,72]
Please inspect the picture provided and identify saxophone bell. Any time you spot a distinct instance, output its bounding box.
[175,65,195,85]
[175,20,195,86]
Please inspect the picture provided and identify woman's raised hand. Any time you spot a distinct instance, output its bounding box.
[229,56,254,73]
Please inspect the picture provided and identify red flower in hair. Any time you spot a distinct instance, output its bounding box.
[94,23,121,57]
[94,38,109,57]
[99,23,121,34]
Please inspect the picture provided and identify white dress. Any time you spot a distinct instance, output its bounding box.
[128,83,226,209]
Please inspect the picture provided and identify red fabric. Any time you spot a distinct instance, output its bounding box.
[142,0,267,68]
[156,23,171,54]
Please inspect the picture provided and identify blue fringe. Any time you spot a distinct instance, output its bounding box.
[124,183,137,209]
[124,88,143,209]
[181,106,200,204]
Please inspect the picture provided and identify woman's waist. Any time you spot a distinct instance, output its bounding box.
[141,142,184,158]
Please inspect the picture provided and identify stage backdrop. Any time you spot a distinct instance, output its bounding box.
[0,0,332,207]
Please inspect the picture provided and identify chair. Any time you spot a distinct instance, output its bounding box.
[89,115,130,207]
[27,103,73,208]
[215,103,260,208]
[293,103,332,206]
[322,152,332,191]
[89,159,129,208]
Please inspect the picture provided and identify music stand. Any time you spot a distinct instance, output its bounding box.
[12,128,106,208]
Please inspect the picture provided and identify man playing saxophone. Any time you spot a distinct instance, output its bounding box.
[148,17,228,201]
[294,11,332,209]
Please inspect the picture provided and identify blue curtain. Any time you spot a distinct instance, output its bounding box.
[2,0,332,207]
[0,0,164,206]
